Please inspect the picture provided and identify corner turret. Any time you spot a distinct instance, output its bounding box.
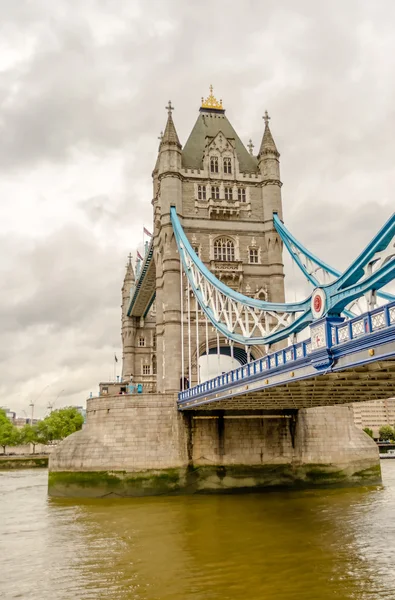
[258,112,285,304]
[258,111,280,182]
[122,253,135,315]
[157,101,182,176]
[121,253,136,381]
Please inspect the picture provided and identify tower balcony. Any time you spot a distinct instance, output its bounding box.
[207,198,241,218]
[210,259,243,286]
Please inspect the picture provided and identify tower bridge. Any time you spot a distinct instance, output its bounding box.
[49,88,395,498]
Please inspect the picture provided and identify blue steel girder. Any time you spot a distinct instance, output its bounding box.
[318,213,395,316]
[335,214,395,291]
[170,207,395,347]
[273,213,395,314]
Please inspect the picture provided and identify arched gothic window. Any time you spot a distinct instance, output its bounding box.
[214,237,235,262]
[210,156,219,173]
[211,185,220,199]
[223,157,232,174]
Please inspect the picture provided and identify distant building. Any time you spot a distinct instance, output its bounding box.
[0,409,40,427]
[351,398,395,437]
[68,405,87,423]
[1,407,16,422]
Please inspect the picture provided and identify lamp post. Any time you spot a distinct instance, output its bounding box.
[27,383,51,422]
[29,401,34,425]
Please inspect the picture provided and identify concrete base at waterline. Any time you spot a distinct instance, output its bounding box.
[48,394,381,498]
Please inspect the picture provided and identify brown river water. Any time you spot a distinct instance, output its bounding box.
[1,463,395,600]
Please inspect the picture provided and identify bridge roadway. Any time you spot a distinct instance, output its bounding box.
[178,301,395,412]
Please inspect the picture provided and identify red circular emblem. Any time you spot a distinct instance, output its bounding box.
[313,294,322,313]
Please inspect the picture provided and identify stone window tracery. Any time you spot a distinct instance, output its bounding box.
[138,337,146,347]
[224,186,232,201]
[214,237,235,261]
[143,365,151,375]
[223,157,232,174]
[152,355,157,375]
[210,156,219,173]
[197,184,206,200]
[211,186,220,199]
[237,187,246,202]
[249,248,259,263]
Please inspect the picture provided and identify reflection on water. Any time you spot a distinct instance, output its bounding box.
[1,463,395,599]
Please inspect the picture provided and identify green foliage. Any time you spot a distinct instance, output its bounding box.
[20,424,39,453]
[20,424,37,444]
[0,409,21,452]
[363,427,374,438]
[0,407,84,454]
[39,407,84,442]
[34,420,51,445]
[379,425,394,441]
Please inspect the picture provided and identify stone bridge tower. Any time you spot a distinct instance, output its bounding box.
[124,88,285,394]
[49,89,380,499]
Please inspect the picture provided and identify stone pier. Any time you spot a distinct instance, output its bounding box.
[48,395,380,498]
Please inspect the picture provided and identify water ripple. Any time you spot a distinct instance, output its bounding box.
[1,465,395,599]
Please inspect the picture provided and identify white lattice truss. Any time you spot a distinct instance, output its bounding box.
[181,241,302,344]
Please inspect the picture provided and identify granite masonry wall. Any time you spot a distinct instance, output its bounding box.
[48,395,380,498]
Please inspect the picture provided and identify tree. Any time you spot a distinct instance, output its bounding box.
[20,424,39,454]
[34,420,51,445]
[363,427,374,438]
[40,407,84,442]
[379,425,394,441]
[0,409,21,454]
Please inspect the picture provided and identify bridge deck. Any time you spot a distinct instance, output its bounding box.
[178,302,395,411]
[180,360,395,411]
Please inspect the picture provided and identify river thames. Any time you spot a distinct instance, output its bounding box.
[1,463,395,600]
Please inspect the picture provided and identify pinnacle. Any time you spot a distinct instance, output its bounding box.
[161,112,181,147]
[124,254,135,282]
[258,112,279,158]
[160,101,181,148]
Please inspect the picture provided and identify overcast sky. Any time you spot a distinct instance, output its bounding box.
[1,0,394,417]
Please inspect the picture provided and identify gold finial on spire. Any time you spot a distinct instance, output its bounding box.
[247,139,254,155]
[263,110,270,126]
[201,85,224,110]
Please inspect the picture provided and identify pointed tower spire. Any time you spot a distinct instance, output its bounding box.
[123,253,135,286]
[161,101,181,148]
[156,100,182,178]
[258,111,279,158]
[121,253,137,382]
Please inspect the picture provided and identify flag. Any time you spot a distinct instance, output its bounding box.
[114,354,118,363]
[143,227,152,237]
[137,250,143,261]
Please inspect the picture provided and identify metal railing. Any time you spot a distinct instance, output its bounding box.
[178,300,395,404]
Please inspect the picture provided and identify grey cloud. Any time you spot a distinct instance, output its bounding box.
[1,0,395,415]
